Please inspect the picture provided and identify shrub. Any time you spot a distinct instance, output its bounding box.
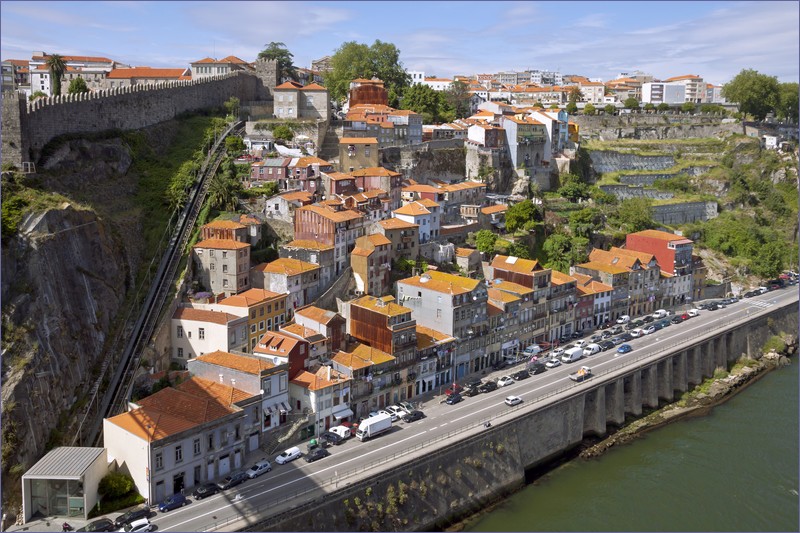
[99,471,134,499]
[762,335,786,354]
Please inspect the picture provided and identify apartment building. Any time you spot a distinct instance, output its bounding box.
[294,204,365,275]
[351,234,393,296]
[171,307,248,364]
[192,239,251,297]
[249,258,320,318]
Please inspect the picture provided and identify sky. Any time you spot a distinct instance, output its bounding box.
[1,1,798,85]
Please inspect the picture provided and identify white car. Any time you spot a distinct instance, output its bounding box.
[386,404,408,417]
[573,339,588,349]
[630,328,645,338]
[545,358,562,368]
[504,395,523,406]
[396,401,415,414]
[497,376,514,387]
[687,308,701,317]
[379,409,400,422]
[643,325,656,335]
[120,518,154,533]
[617,315,631,324]
[275,446,302,464]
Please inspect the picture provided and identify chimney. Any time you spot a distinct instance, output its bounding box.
[327,366,331,381]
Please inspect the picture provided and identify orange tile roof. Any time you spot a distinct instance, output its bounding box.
[352,295,411,317]
[415,325,456,350]
[291,368,350,391]
[275,81,304,89]
[193,238,250,250]
[590,248,639,270]
[204,219,246,230]
[106,67,188,79]
[295,156,332,167]
[394,202,431,216]
[279,191,314,202]
[194,350,276,374]
[490,279,534,296]
[280,322,327,343]
[665,74,702,81]
[379,218,419,230]
[217,288,285,308]
[630,230,693,243]
[491,255,542,275]
[403,184,441,194]
[612,247,658,265]
[254,331,301,355]
[257,258,319,276]
[367,234,392,246]
[284,239,334,251]
[172,307,241,325]
[481,204,508,215]
[488,288,520,304]
[417,198,441,208]
[399,270,480,295]
[326,171,355,181]
[455,247,478,258]
[351,247,372,257]
[340,137,378,144]
[550,270,577,285]
[575,261,629,275]
[301,83,327,91]
[294,306,343,325]
[298,204,364,223]
[441,181,486,192]
[349,166,402,177]
[105,377,252,442]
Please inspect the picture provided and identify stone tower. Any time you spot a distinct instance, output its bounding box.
[253,58,279,101]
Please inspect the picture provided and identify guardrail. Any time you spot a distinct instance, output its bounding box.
[192,294,797,531]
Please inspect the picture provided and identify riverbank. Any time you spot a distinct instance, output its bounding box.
[445,335,798,532]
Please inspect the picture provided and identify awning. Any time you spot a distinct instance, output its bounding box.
[332,406,354,420]
[279,402,292,413]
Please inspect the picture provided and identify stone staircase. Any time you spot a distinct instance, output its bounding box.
[261,412,313,455]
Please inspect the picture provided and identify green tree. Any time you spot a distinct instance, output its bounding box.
[643,103,655,112]
[589,186,618,205]
[557,174,590,203]
[67,76,88,94]
[401,83,450,123]
[623,97,640,110]
[584,103,596,115]
[776,82,799,122]
[98,472,134,499]
[443,80,471,119]
[225,136,245,155]
[505,199,538,233]
[324,40,410,106]
[508,241,532,259]
[543,233,573,273]
[568,86,584,104]
[29,90,46,101]
[657,103,671,112]
[565,101,578,114]
[273,125,294,143]
[46,53,66,96]
[722,68,780,121]
[474,230,498,255]
[681,101,696,113]
[257,42,297,81]
[569,207,601,238]
[604,104,616,115]
[613,198,655,232]
[206,161,242,211]
[570,236,590,265]
[223,96,240,119]
[751,241,784,278]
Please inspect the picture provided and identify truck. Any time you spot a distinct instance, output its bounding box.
[560,346,584,364]
[355,413,393,441]
[569,366,593,382]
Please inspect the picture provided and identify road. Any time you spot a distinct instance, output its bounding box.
[139,287,798,532]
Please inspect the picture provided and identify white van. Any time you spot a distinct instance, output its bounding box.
[523,344,543,357]
[583,343,601,357]
[616,315,631,324]
[329,425,351,439]
[561,346,584,363]
[652,309,669,319]
[687,308,700,317]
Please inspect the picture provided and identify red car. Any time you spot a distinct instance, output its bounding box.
[445,383,463,396]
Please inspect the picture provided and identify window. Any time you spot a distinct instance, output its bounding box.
[210,250,215,257]
[223,279,229,287]
[193,439,201,456]
[437,309,442,318]
[250,324,257,333]
[208,434,214,451]
[210,263,215,270]
[223,264,228,273]
[280,374,288,392]
[177,326,183,338]
[259,321,265,331]
[177,347,183,358]
[155,452,163,470]
[175,445,183,463]
[262,378,272,396]
[199,328,205,340]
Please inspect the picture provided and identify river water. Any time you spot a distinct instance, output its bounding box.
[465,360,799,532]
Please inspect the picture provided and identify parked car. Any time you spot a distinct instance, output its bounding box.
[478,380,498,393]
[463,384,481,397]
[643,325,656,335]
[445,393,463,405]
[246,459,273,478]
[529,362,547,375]
[571,330,584,339]
[652,309,669,319]
[611,335,626,345]
[545,358,562,368]
[630,328,645,338]
[504,395,523,406]
[601,330,614,340]
[396,401,415,414]
[77,518,116,532]
[743,290,759,298]
[497,376,514,387]
[275,446,302,464]
[379,409,400,422]
[687,308,701,317]
[384,405,406,419]
[610,325,624,335]
[589,334,603,343]
[192,482,221,499]
[114,507,150,529]
[218,470,248,490]
[620,332,634,342]
[444,383,464,396]
[617,344,633,354]
[511,369,530,381]
[402,410,425,423]
[119,518,154,533]
[319,431,344,445]
[522,344,543,357]
[671,315,685,324]
[329,425,352,439]
[616,315,631,324]
[599,340,616,351]
[573,339,588,349]
[158,492,187,513]
[304,447,331,463]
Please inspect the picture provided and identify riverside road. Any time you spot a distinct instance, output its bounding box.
[122,288,799,532]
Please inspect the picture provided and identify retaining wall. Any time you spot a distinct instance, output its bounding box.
[240,299,796,531]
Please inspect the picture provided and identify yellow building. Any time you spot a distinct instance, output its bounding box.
[216,288,288,352]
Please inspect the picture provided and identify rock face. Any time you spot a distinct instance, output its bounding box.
[589,150,676,175]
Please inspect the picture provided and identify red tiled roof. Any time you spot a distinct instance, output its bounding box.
[106,67,188,79]
[172,307,241,325]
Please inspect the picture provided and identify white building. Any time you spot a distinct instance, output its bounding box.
[642,82,686,105]
[407,70,425,85]
[393,200,441,244]
[421,77,453,91]
[290,366,354,434]
[171,307,248,365]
